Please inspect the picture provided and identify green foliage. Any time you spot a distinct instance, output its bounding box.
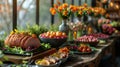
[0,61,3,65]
[41,43,51,50]
[26,24,48,36]
[0,32,7,49]
[49,24,59,31]
[4,45,24,54]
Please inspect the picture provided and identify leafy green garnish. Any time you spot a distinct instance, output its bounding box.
[26,24,48,36]
[41,43,51,49]
[3,45,31,55]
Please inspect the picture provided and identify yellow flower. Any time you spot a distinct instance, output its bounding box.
[10,31,14,35]
[78,11,82,15]
[14,29,18,33]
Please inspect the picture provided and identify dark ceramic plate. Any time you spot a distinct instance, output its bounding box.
[2,45,51,56]
[39,36,67,48]
[3,51,32,56]
[35,59,61,67]
[70,47,95,55]
[75,41,99,47]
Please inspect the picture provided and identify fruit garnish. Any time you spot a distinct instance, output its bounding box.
[76,35,98,42]
[58,47,69,53]
[32,34,37,38]
[40,31,67,39]
[77,44,91,52]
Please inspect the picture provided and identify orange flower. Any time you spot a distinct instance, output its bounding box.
[70,5,74,9]
[57,0,61,5]
[58,6,63,12]
[83,3,88,7]
[62,3,68,8]
[71,6,78,12]
[54,4,58,9]
[51,10,56,15]
[50,7,54,12]
[63,10,68,16]
[50,8,56,15]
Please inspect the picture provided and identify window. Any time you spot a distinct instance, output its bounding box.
[17,0,36,29]
[0,0,13,34]
[0,0,93,34]
[40,0,51,26]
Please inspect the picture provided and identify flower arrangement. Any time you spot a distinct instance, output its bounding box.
[73,3,106,18]
[75,4,93,18]
[50,2,76,19]
[92,7,106,17]
[50,2,106,19]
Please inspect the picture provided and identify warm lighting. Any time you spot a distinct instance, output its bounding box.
[102,0,107,3]
[109,2,114,7]
[115,4,119,9]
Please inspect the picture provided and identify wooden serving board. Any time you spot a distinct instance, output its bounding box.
[2,48,57,64]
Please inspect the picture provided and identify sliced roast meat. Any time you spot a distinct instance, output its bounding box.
[4,33,41,51]
[20,35,30,48]
[23,37,40,50]
[4,34,12,45]
[17,34,25,47]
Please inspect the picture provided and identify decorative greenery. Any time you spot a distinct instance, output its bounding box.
[49,24,59,31]
[3,45,27,55]
[41,43,51,50]
[26,24,48,37]
[0,32,7,50]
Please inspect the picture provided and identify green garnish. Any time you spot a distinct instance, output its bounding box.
[41,43,51,49]
[4,45,31,55]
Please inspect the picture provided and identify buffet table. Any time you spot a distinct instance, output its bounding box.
[60,39,115,67]
[1,38,116,67]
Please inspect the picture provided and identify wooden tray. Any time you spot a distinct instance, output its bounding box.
[2,48,57,64]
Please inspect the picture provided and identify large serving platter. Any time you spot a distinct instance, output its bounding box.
[1,48,57,64]
[60,41,96,55]
[70,47,95,55]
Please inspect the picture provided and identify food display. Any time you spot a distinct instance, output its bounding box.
[77,44,92,53]
[35,57,61,66]
[110,21,120,31]
[110,21,120,27]
[75,35,99,43]
[39,31,67,47]
[0,1,117,66]
[69,44,93,54]
[2,45,31,56]
[40,31,67,39]
[88,33,109,39]
[102,24,116,35]
[35,47,69,66]
[4,31,41,51]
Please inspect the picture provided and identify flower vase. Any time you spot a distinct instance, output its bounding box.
[82,15,88,24]
[59,19,69,35]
